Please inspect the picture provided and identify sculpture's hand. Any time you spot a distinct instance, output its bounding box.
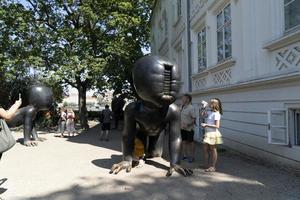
[110,161,132,174]
[24,140,38,147]
[166,164,193,177]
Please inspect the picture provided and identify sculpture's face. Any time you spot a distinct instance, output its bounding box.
[28,86,54,110]
[132,56,181,107]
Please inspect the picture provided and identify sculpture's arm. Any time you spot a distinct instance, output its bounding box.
[167,104,193,177]
[110,103,136,174]
[122,103,137,163]
[168,105,181,167]
[24,107,36,140]
[0,99,22,120]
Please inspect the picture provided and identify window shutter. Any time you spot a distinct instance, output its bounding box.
[267,109,289,145]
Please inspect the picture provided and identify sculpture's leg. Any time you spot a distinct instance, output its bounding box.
[148,133,164,158]
[31,124,46,142]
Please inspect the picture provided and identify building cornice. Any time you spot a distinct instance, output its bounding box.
[264,29,300,51]
[192,70,300,95]
[207,58,236,73]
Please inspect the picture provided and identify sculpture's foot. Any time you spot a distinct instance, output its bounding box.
[110,161,132,174]
[23,140,38,147]
[35,137,47,142]
[166,164,193,177]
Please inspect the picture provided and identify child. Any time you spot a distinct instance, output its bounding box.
[201,98,223,172]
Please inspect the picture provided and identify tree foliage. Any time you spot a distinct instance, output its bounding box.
[0,0,152,128]
[0,1,64,108]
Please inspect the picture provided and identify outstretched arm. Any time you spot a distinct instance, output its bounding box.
[0,99,22,120]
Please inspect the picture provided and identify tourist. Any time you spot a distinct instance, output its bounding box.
[201,98,223,172]
[100,105,113,141]
[66,108,76,137]
[0,97,22,160]
[60,108,67,137]
[180,94,196,163]
[56,107,62,133]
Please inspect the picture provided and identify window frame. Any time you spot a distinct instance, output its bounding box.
[177,0,182,17]
[216,4,232,63]
[197,27,207,72]
[284,0,300,32]
[163,11,168,38]
[287,108,300,147]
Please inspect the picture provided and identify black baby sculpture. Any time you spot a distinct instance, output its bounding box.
[110,56,193,177]
[7,86,53,147]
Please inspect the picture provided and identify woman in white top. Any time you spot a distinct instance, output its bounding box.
[201,98,223,172]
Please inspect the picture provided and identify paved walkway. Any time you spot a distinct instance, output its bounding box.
[0,121,300,200]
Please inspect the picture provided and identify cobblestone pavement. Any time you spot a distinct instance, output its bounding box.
[0,121,300,200]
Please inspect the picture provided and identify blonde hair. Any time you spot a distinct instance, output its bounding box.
[210,98,223,115]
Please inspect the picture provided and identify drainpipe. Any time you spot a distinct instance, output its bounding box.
[187,0,192,92]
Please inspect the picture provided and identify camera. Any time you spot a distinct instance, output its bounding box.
[200,100,208,109]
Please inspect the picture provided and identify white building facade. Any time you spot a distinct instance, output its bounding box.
[150,0,300,169]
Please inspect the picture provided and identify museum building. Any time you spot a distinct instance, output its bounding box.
[150,0,300,169]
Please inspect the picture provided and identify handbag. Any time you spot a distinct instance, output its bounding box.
[0,119,16,153]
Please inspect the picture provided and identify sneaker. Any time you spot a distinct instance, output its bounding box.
[188,157,195,163]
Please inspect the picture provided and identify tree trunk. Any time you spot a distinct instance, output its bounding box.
[78,84,89,130]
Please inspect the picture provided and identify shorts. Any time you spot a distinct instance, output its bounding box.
[181,129,194,142]
[102,123,111,131]
[203,127,223,145]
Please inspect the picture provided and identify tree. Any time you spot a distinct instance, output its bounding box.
[0,1,44,108]
[18,0,152,129]
[0,0,152,128]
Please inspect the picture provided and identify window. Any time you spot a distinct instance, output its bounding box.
[197,27,207,72]
[164,14,168,38]
[177,0,182,17]
[217,4,232,62]
[284,0,300,31]
[267,109,289,145]
[290,109,300,145]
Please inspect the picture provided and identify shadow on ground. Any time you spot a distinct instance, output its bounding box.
[66,123,122,152]
[91,154,122,170]
[27,169,300,200]
[91,155,170,172]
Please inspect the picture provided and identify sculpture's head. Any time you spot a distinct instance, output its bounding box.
[28,86,54,110]
[132,55,181,107]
